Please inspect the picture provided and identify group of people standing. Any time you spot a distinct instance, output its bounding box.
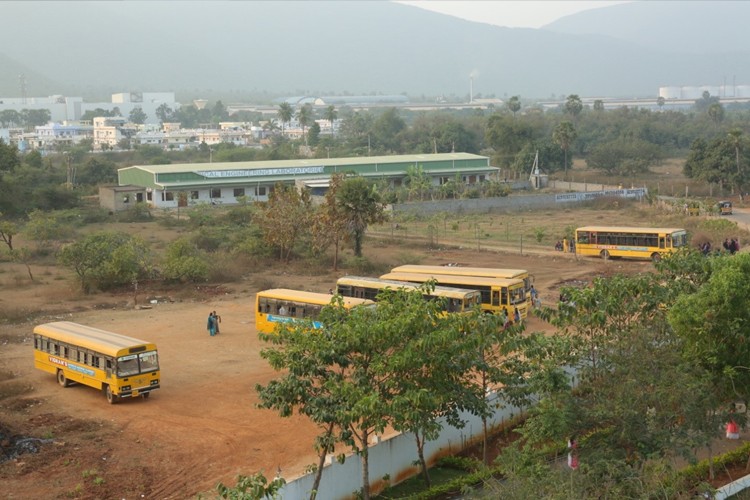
[207,310,222,336]
[700,238,741,256]
[555,238,576,253]
[723,238,740,254]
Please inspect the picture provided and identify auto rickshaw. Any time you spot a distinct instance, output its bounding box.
[718,200,733,215]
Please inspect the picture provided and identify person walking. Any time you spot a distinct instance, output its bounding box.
[513,306,521,324]
[213,310,222,334]
[207,311,216,336]
[530,285,539,308]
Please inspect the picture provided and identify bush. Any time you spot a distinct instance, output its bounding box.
[342,256,389,275]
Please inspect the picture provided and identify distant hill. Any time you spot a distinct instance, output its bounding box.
[1,1,748,101]
[0,53,67,98]
[544,1,750,54]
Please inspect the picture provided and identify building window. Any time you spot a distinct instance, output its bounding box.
[255,186,267,196]
[233,188,245,197]
[210,188,221,198]
[162,192,174,201]
[122,194,130,203]
[191,191,199,200]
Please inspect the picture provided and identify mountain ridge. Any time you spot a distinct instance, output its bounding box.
[1,1,747,101]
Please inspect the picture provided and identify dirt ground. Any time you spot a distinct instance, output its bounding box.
[0,232,715,499]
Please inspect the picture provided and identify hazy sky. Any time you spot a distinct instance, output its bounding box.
[397,1,631,28]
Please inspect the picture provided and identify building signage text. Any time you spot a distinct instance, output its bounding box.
[197,166,325,178]
[555,188,647,203]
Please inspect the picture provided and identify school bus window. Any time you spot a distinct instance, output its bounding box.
[140,351,159,372]
[118,354,140,377]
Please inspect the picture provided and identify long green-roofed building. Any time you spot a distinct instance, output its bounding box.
[117,153,498,209]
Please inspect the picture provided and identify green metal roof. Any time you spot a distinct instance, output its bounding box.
[118,153,497,190]
[124,153,486,174]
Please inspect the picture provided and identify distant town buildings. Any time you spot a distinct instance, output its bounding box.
[0,91,179,125]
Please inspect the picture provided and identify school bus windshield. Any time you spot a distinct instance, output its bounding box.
[117,351,159,377]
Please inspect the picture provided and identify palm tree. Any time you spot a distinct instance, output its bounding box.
[324,105,338,139]
[262,119,280,138]
[297,104,314,146]
[553,121,577,180]
[729,129,743,175]
[564,94,583,121]
[507,96,521,118]
[277,102,294,137]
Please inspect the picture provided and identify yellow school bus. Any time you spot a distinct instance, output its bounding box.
[255,288,375,335]
[390,264,534,306]
[575,226,688,261]
[379,272,527,319]
[33,321,160,404]
[335,276,482,314]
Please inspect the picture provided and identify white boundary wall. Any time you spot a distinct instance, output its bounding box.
[276,391,522,500]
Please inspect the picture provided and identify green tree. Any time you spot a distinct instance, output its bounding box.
[24,209,68,254]
[80,108,117,121]
[593,99,604,112]
[0,109,21,127]
[359,283,468,487]
[308,121,321,146]
[404,164,432,201]
[161,238,210,283]
[277,102,294,137]
[0,139,21,173]
[78,157,117,186]
[257,294,361,499]
[129,107,148,124]
[155,103,174,123]
[0,212,17,251]
[669,253,750,406]
[370,108,406,153]
[564,94,583,120]
[324,105,338,138]
[485,113,535,170]
[24,149,43,169]
[585,138,663,176]
[212,100,229,122]
[336,176,387,257]
[708,102,725,124]
[507,95,521,118]
[728,128,744,176]
[217,472,285,500]
[552,121,577,179]
[58,231,152,293]
[21,108,51,127]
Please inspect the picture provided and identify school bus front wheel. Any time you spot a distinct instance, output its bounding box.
[104,384,118,404]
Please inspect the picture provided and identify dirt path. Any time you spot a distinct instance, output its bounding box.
[0,244,646,499]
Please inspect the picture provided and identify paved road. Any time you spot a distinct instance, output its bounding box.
[731,206,750,233]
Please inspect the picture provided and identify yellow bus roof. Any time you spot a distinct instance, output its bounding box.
[378,272,523,288]
[390,265,529,278]
[576,226,686,233]
[257,288,374,307]
[33,321,156,357]
[336,276,481,299]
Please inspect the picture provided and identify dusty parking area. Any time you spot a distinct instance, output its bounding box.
[0,243,646,499]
